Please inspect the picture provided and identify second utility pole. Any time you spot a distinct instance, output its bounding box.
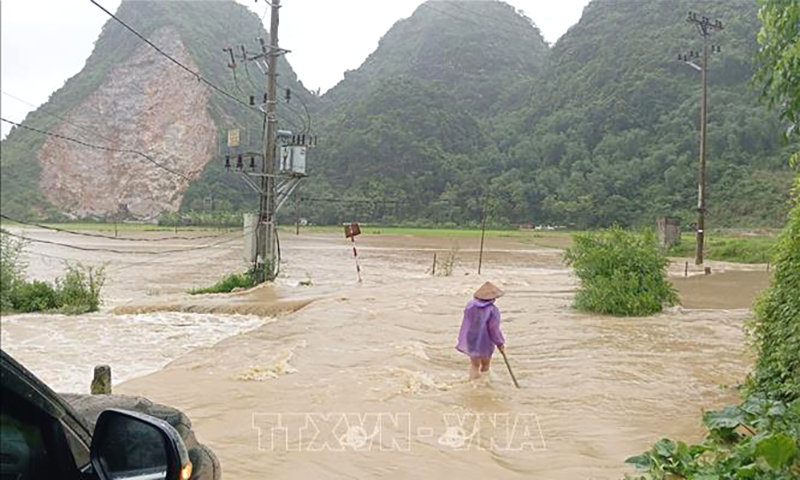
[685,12,723,265]
[259,0,281,281]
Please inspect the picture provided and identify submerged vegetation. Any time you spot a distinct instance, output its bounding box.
[564,227,677,316]
[188,270,259,295]
[1,229,106,314]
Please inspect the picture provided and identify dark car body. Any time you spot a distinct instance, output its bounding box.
[0,349,220,479]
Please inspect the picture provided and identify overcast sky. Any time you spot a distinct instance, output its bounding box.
[1,0,590,138]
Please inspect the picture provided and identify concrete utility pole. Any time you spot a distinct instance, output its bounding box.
[221,0,312,281]
[253,0,282,281]
[682,11,723,265]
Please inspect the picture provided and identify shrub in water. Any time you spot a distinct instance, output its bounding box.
[55,264,106,314]
[188,270,259,295]
[564,227,677,316]
[11,280,58,313]
[0,229,27,312]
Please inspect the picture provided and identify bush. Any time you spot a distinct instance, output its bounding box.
[3,260,105,315]
[564,227,677,316]
[188,270,259,295]
[10,280,58,313]
[748,199,800,402]
[0,229,27,312]
[55,264,106,314]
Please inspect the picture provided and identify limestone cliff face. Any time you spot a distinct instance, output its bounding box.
[38,27,216,220]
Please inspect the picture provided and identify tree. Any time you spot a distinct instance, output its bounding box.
[755,0,800,141]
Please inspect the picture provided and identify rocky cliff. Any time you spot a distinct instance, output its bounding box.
[38,27,216,219]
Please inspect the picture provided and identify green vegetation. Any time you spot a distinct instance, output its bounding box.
[564,227,677,316]
[755,0,800,139]
[1,230,106,314]
[54,264,107,314]
[0,229,27,311]
[188,270,259,295]
[667,233,777,264]
[748,201,800,401]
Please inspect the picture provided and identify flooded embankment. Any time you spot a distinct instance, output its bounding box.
[0,228,767,478]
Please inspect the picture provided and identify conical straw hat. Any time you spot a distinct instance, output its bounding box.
[474,281,504,300]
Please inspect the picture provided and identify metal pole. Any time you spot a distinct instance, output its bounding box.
[696,37,708,265]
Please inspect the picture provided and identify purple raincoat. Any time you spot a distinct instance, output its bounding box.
[456,298,504,358]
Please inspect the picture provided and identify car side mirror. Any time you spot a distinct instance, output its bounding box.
[90,408,192,480]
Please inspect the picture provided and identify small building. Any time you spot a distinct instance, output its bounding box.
[656,216,681,248]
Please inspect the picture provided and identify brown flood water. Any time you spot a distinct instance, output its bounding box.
[0,228,766,479]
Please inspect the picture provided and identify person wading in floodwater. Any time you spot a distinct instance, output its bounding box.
[456,281,505,380]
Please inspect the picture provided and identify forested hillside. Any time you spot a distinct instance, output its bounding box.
[303,0,794,228]
[492,0,795,228]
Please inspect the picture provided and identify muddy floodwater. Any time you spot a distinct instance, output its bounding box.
[0,227,769,479]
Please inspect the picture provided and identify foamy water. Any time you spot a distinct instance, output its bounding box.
[0,312,265,393]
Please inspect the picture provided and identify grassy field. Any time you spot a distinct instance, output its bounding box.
[667,231,777,264]
[284,225,577,248]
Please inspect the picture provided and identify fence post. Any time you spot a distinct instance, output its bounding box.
[91,365,112,395]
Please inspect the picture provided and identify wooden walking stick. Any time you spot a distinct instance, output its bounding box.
[499,348,520,389]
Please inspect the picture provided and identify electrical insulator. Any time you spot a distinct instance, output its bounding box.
[249,96,255,106]
[285,88,291,102]
[225,155,231,171]
[236,154,243,170]
[263,93,268,104]
[249,156,256,171]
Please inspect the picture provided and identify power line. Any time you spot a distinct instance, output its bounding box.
[0,214,234,242]
[2,91,117,145]
[3,230,241,256]
[0,117,194,181]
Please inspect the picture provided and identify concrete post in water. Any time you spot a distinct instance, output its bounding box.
[91,365,112,395]
[656,217,681,249]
